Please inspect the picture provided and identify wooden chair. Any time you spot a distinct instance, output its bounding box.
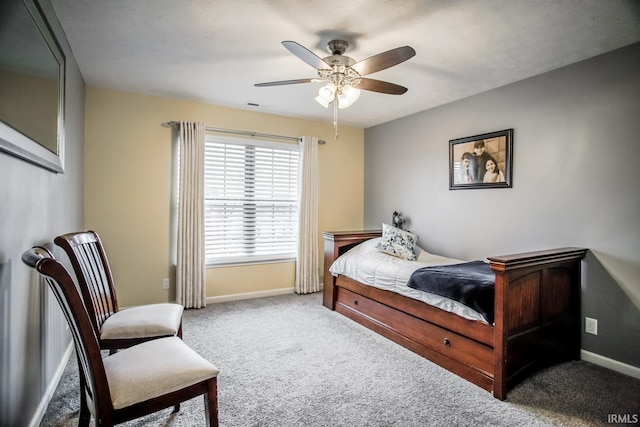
[54,231,184,352]
[22,246,219,427]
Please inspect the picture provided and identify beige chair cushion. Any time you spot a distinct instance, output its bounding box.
[103,337,219,410]
[100,303,183,340]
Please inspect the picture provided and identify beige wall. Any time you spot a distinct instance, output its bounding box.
[85,86,364,306]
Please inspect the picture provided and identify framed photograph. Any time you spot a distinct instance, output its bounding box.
[449,129,513,190]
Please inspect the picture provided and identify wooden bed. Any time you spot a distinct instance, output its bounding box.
[322,230,587,400]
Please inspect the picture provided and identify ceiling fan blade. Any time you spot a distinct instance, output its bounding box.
[282,41,330,70]
[255,78,315,87]
[351,46,416,76]
[358,78,408,95]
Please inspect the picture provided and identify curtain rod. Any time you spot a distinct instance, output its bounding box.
[162,121,325,145]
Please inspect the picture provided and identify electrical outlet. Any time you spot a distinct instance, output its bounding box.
[162,278,170,290]
[585,317,598,335]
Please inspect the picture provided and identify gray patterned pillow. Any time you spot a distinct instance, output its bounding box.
[376,223,418,261]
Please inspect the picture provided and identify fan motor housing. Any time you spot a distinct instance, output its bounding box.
[323,55,355,67]
[322,39,355,67]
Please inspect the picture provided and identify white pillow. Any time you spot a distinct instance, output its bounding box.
[375,223,419,261]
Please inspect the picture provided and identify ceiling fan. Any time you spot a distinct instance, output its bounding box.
[255,39,416,137]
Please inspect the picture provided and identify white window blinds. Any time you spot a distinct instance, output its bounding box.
[204,135,299,265]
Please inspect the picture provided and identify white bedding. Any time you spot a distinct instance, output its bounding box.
[328,238,489,324]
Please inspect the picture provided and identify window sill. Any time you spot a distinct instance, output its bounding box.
[206,257,296,268]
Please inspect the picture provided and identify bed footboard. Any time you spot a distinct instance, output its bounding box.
[322,230,586,400]
[489,247,587,399]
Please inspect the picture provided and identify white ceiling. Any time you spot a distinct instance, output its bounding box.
[50,0,640,129]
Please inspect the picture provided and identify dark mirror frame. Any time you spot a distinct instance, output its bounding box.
[0,0,65,173]
[449,129,513,190]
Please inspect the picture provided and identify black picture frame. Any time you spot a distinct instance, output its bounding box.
[449,129,513,190]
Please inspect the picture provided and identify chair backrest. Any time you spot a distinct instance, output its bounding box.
[54,231,119,335]
[21,246,112,418]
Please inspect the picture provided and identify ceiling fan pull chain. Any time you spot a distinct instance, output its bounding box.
[333,97,339,139]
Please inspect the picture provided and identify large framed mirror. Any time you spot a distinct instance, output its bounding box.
[0,0,65,173]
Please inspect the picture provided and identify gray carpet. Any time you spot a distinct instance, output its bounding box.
[41,292,640,426]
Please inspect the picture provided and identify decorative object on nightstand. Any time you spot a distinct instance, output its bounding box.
[392,211,405,230]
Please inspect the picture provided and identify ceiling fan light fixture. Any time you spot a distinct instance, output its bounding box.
[337,84,361,109]
[314,95,330,108]
[315,83,336,108]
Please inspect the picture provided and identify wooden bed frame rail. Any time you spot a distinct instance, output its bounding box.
[323,230,587,400]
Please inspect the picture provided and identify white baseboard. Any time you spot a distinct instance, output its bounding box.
[581,350,640,379]
[28,342,74,427]
[206,287,295,304]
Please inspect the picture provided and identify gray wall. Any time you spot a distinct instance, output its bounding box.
[0,1,84,425]
[364,43,640,369]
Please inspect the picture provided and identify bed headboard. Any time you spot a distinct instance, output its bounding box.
[322,230,382,308]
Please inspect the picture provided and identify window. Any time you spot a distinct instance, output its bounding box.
[204,135,299,265]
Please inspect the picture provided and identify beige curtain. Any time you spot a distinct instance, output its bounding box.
[295,136,321,294]
[176,121,206,308]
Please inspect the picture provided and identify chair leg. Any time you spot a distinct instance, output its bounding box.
[204,378,218,427]
[76,355,91,427]
[175,321,184,415]
[78,401,91,427]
